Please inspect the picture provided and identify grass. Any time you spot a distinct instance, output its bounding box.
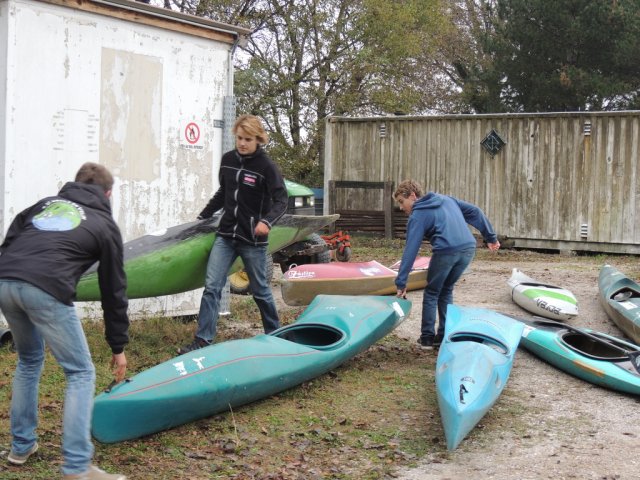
[0,234,636,479]
[0,331,439,479]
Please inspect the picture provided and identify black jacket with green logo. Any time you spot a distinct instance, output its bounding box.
[0,182,129,353]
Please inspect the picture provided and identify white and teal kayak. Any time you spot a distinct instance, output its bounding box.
[507,268,578,321]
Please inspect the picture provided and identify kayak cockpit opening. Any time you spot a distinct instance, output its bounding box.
[561,332,634,360]
[612,289,637,302]
[449,333,508,354]
[271,323,346,350]
[0,328,12,347]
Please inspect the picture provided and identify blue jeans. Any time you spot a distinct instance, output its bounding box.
[421,247,475,340]
[197,236,280,342]
[0,280,95,476]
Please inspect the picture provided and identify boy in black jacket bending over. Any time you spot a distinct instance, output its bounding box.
[0,162,129,479]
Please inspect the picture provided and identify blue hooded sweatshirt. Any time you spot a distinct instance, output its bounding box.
[395,193,498,290]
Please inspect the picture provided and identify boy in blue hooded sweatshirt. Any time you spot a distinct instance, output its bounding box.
[394,180,500,349]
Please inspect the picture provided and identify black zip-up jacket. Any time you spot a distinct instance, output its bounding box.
[0,182,129,353]
[199,147,288,245]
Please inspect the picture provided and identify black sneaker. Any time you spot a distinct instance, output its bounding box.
[417,337,434,350]
[433,334,444,347]
[177,337,210,355]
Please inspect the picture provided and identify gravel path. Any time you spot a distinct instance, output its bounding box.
[392,253,640,480]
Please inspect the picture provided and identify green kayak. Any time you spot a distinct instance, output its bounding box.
[91,294,411,443]
[76,214,338,301]
[598,264,640,344]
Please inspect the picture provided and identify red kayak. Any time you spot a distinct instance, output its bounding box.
[281,257,429,306]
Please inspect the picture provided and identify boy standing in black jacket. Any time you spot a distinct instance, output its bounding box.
[0,162,129,479]
[179,115,287,354]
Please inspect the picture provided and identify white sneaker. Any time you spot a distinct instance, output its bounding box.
[63,465,127,479]
[7,441,38,465]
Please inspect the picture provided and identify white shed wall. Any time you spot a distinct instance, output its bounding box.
[0,0,236,318]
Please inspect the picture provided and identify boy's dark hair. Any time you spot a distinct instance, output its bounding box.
[75,162,114,192]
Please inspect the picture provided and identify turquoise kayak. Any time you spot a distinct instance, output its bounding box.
[435,305,524,450]
[598,264,640,344]
[519,317,640,395]
[76,213,338,301]
[91,294,411,443]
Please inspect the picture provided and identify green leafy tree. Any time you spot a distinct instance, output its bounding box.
[430,0,505,113]
[164,0,445,185]
[492,0,640,111]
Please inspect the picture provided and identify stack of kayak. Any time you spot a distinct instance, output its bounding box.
[430,265,640,450]
[86,252,640,453]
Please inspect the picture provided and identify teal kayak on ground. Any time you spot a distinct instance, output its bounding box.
[435,305,524,450]
[91,294,411,443]
[519,317,640,395]
[76,213,338,301]
[598,264,640,345]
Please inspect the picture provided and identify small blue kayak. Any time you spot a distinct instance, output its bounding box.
[519,316,640,395]
[435,305,524,450]
[92,294,411,443]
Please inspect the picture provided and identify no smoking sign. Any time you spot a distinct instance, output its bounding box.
[184,122,200,144]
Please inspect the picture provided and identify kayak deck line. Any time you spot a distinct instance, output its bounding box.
[108,349,322,400]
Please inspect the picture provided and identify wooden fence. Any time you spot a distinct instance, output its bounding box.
[324,111,640,254]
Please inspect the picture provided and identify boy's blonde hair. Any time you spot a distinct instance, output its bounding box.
[233,115,269,145]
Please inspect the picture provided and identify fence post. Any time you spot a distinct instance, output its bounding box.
[327,180,336,233]
[383,181,394,239]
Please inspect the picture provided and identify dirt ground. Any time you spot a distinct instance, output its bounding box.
[384,250,640,480]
